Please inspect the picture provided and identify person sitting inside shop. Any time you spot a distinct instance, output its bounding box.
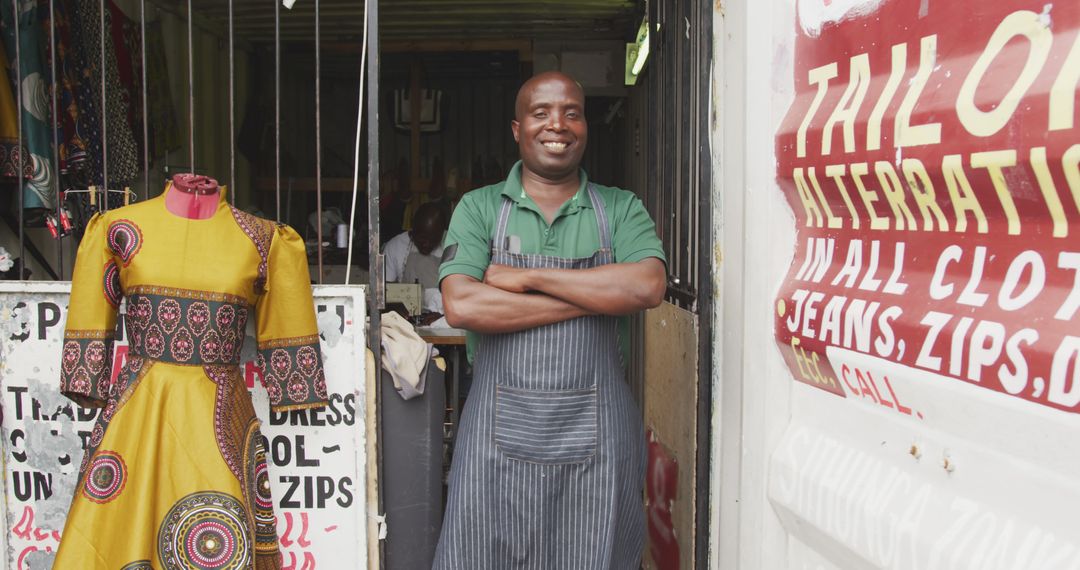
[383,202,448,320]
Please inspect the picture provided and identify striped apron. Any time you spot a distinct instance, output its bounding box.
[433,185,646,569]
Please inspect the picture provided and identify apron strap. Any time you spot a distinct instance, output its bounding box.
[492,184,611,254]
[492,196,514,252]
[586,183,612,252]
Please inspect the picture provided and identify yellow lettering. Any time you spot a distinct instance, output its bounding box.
[1030,147,1067,238]
[791,337,809,377]
[896,35,942,148]
[901,158,949,231]
[852,162,889,230]
[1063,144,1080,215]
[1050,32,1080,131]
[807,167,843,228]
[941,154,988,233]
[875,161,918,231]
[971,150,1020,235]
[957,10,1053,137]
[798,63,839,158]
[822,54,871,155]
[825,164,860,230]
[868,43,907,151]
[793,168,825,227]
[809,352,837,388]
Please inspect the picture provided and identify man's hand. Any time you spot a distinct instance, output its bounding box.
[483,264,532,294]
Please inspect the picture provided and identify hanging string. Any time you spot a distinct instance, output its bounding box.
[228,0,235,204]
[186,0,194,173]
[315,0,323,283]
[100,0,109,211]
[344,0,370,286]
[274,0,281,221]
[140,0,149,199]
[48,0,64,277]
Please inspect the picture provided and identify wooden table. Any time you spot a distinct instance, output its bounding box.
[417,326,467,346]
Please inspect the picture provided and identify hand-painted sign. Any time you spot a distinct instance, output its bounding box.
[0,283,368,569]
[775,1,1080,418]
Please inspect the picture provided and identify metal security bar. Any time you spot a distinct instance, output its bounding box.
[13,0,24,275]
[643,0,713,566]
[2,1,374,290]
[100,0,109,211]
[141,0,149,199]
[47,0,62,273]
[647,0,711,315]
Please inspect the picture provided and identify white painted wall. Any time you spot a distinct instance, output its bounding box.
[710,0,799,567]
[709,1,1080,569]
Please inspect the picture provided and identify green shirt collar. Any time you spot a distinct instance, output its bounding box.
[500,161,593,212]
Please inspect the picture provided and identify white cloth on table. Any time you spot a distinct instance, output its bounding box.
[380,311,432,400]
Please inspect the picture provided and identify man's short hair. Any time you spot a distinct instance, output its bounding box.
[413,202,447,229]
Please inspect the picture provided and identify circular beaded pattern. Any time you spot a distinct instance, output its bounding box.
[82,451,127,503]
[244,425,277,551]
[158,491,251,570]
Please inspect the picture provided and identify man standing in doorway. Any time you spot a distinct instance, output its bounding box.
[435,71,667,568]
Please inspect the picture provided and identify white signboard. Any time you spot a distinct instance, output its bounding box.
[0,283,369,569]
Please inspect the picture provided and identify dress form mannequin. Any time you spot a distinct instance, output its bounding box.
[166,173,221,220]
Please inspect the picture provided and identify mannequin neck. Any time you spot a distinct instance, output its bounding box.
[166,173,221,220]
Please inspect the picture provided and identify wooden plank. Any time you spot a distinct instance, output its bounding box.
[364,349,381,569]
[643,302,698,570]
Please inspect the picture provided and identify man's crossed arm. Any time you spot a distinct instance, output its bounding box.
[441,258,666,334]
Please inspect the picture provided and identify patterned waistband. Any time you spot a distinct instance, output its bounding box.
[124,290,251,365]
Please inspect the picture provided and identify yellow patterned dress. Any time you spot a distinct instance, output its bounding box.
[54,188,327,569]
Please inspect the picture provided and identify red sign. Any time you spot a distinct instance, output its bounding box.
[776,1,1080,413]
[646,430,679,570]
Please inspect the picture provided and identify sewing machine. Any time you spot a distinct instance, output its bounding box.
[386,282,423,316]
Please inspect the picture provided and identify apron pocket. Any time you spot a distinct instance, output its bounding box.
[494,385,598,464]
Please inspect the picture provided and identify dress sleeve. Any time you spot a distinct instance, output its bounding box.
[255,224,329,412]
[61,214,121,408]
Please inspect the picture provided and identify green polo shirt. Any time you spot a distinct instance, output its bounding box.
[439,161,667,363]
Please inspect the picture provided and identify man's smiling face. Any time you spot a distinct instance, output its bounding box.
[512,73,588,182]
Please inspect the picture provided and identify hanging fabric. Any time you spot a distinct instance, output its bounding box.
[0,40,29,180]
[1,0,56,210]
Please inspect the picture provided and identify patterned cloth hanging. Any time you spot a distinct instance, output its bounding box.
[43,0,90,172]
[49,0,139,187]
[62,0,139,187]
[1,0,56,210]
[110,4,180,163]
[0,40,30,179]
